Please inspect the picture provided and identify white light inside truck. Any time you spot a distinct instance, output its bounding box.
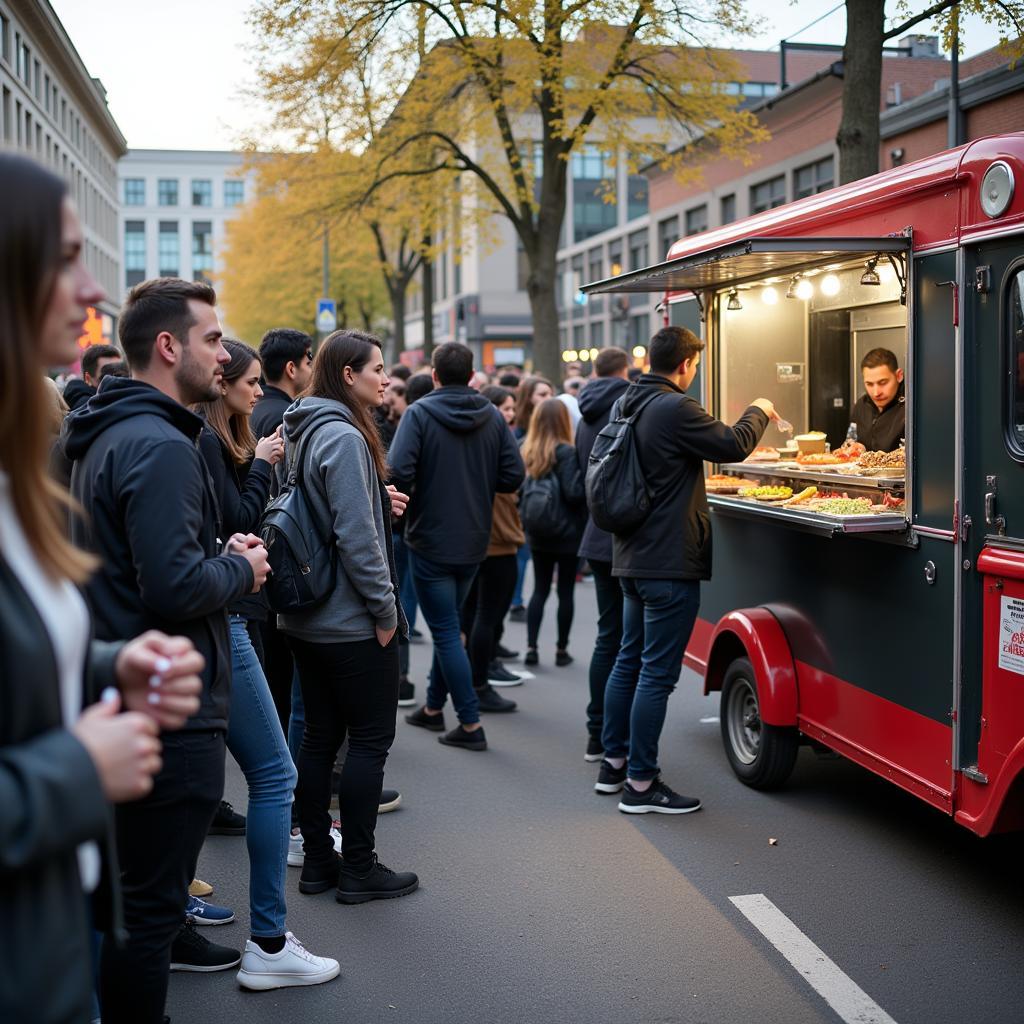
[821,274,841,296]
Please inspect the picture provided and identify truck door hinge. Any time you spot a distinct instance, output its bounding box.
[935,280,959,326]
[975,266,992,294]
[960,513,972,543]
[962,765,989,784]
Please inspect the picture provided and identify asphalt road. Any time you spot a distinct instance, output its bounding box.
[167,577,1024,1024]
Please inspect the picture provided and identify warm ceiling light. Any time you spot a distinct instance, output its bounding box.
[821,273,841,297]
[796,278,813,300]
[860,258,880,286]
[727,289,743,310]
[761,286,779,305]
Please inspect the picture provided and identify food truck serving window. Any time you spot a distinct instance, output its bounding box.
[1009,265,1024,457]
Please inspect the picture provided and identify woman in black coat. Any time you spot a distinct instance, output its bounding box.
[0,152,202,1023]
[519,398,586,667]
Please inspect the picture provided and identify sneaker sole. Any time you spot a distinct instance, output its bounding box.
[378,794,402,813]
[287,852,304,867]
[594,781,625,794]
[191,914,235,926]
[298,877,338,895]
[171,955,242,972]
[237,963,340,991]
[584,751,605,763]
[207,826,246,836]
[488,677,524,686]
[438,736,487,751]
[617,801,703,815]
[396,697,417,707]
[335,880,419,905]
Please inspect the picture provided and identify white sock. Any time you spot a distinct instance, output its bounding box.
[605,756,625,770]
[628,778,653,792]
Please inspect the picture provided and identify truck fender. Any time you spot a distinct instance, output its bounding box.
[702,609,798,727]
[956,736,1024,836]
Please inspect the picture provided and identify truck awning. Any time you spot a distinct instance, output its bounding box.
[581,236,911,296]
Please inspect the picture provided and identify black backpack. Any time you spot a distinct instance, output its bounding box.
[259,425,336,614]
[585,387,661,535]
[519,472,563,544]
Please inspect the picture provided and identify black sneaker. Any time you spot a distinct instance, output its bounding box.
[555,649,573,667]
[170,918,241,972]
[378,788,402,813]
[488,661,523,685]
[594,759,627,794]
[397,678,416,707]
[299,851,341,895]
[495,644,520,660]
[409,627,424,641]
[476,684,517,713]
[208,800,246,836]
[618,778,702,815]
[336,854,419,905]
[509,605,526,622]
[585,736,604,762]
[524,648,539,666]
[405,705,445,732]
[438,724,487,751]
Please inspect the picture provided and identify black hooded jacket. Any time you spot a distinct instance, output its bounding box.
[62,378,254,731]
[575,375,631,564]
[388,385,525,565]
[62,378,95,411]
[613,374,769,581]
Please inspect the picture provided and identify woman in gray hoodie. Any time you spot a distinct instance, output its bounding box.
[280,330,418,905]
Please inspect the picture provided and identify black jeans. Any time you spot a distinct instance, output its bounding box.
[99,730,225,1024]
[259,615,296,735]
[587,559,624,740]
[527,550,578,649]
[465,554,518,689]
[289,635,399,870]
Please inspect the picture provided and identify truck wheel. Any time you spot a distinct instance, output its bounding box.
[720,657,799,790]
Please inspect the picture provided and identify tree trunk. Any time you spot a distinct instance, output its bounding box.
[421,237,434,360]
[837,0,885,185]
[526,231,561,383]
[388,282,407,365]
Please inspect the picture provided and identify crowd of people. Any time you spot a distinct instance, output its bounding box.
[2,148,784,1024]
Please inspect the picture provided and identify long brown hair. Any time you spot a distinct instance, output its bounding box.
[521,397,573,479]
[305,330,388,479]
[0,152,95,582]
[195,339,259,465]
[514,375,551,435]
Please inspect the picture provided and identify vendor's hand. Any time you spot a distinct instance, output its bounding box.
[116,631,204,731]
[751,398,778,421]
[73,691,162,802]
[386,485,409,518]
[255,427,285,466]
[376,624,397,648]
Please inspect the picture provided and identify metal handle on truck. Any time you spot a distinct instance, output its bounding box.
[985,475,1006,536]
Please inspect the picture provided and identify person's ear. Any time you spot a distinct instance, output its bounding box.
[343,365,356,386]
[431,368,441,387]
[284,360,297,381]
[154,331,179,368]
[895,367,904,384]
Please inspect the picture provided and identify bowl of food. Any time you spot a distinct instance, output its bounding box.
[795,431,827,455]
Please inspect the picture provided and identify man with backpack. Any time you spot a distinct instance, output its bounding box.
[390,343,524,751]
[589,326,777,814]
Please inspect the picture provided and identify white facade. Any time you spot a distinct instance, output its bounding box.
[0,0,125,320]
[117,149,255,300]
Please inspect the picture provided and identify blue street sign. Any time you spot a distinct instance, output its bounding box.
[316,299,337,334]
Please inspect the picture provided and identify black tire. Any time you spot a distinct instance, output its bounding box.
[720,657,799,790]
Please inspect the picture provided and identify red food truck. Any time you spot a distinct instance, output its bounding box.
[583,132,1024,836]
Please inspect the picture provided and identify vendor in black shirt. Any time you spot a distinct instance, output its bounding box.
[852,347,905,452]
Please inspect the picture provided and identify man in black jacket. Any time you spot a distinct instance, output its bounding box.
[851,347,905,452]
[65,278,270,1024]
[390,342,524,751]
[576,346,631,763]
[63,342,123,410]
[594,326,775,815]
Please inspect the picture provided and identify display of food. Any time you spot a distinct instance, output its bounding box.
[809,497,874,515]
[784,486,818,505]
[705,474,752,493]
[738,485,793,501]
[795,431,827,455]
[745,446,781,463]
[858,447,906,469]
[796,452,841,466]
[835,440,866,461]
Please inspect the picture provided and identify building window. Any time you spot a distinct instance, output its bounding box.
[224,180,245,207]
[627,165,649,222]
[571,144,617,243]
[750,175,786,213]
[588,248,603,283]
[628,229,648,272]
[0,15,9,66]
[191,179,212,207]
[123,178,145,205]
[720,194,736,225]
[158,221,179,277]
[124,221,146,288]
[793,156,834,199]
[192,221,213,281]
[158,178,178,206]
[608,238,624,277]
[685,205,708,235]
[657,216,678,261]
[629,312,649,347]
[573,323,585,349]
[18,40,29,84]
[590,321,605,348]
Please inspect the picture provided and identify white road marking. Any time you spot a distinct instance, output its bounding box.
[699,716,720,723]
[729,894,898,1024]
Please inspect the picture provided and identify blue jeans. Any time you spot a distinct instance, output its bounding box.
[287,669,305,766]
[512,544,530,606]
[410,553,481,725]
[601,578,700,781]
[227,616,298,937]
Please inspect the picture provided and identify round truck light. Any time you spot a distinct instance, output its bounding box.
[820,274,841,297]
[980,160,1014,219]
[795,278,814,300]
[761,286,779,305]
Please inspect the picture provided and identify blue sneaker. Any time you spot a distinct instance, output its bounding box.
[186,894,235,926]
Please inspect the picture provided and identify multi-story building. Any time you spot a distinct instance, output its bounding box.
[0,0,126,344]
[117,149,254,300]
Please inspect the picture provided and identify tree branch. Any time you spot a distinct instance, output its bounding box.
[882,0,954,41]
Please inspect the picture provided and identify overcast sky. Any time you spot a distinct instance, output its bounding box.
[51,0,1005,152]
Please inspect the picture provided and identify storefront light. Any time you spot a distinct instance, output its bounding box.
[859,258,880,286]
[820,273,841,297]
[632,345,646,357]
[579,349,591,361]
[588,347,600,359]
[562,350,578,362]
[761,286,779,305]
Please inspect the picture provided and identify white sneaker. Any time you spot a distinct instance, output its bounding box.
[287,824,342,867]
[237,932,340,990]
